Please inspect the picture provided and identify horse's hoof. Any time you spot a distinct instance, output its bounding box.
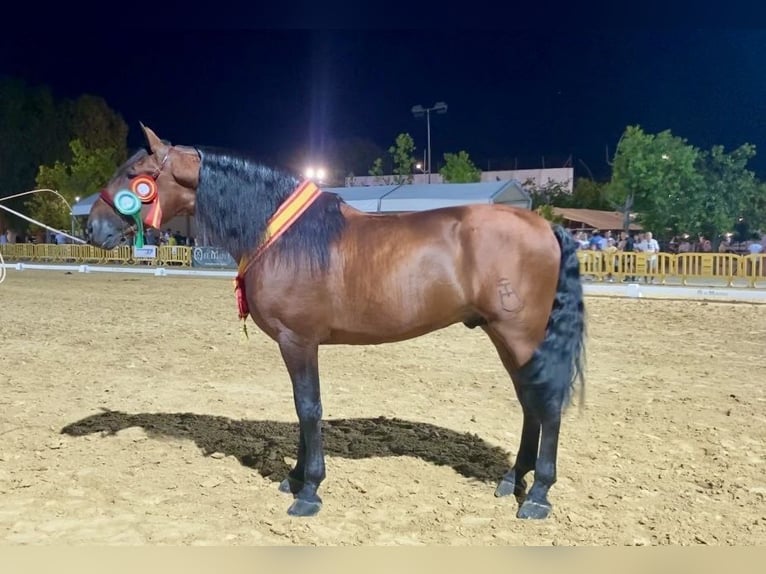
[495,476,527,498]
[517,499,552,520]
[494,479,516,498]
[278,477,303,495]
[287,498,322,517]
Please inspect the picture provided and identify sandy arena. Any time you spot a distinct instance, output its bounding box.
[0,270,765,545]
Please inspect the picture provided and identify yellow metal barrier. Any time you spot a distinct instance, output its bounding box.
[0,243,193,267]
[575,249,765,287]
[741,254,766,288]
[579,251,673,284]
[0,244,32,260]
[577,250,605,280]
[157,245,191,266]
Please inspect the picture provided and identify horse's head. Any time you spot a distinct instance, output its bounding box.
[87,124,200,249]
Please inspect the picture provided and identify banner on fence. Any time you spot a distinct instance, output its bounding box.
[133,246,157,259]
[191,246,237,268]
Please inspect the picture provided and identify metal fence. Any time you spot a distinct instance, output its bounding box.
[577,250,766,288]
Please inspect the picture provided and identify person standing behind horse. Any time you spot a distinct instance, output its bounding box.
[618,231,636,282]
[639,231,660,283]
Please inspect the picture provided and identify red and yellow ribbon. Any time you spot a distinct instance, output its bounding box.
[234,180,323,335]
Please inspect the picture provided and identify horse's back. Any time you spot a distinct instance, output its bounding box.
[340,201,560,306]
[341,201,554,239]
[340,201,559,274]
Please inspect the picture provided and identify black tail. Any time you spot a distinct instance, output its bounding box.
[518,225,586,410]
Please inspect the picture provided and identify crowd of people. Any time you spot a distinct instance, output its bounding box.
[141,228,195,247]
[570,228,765,256]
[569,227,766,283]
[571,229,660,254]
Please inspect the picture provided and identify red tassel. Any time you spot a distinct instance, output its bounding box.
[234,275,249,320]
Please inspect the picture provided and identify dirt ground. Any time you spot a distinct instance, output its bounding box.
[1,270,765,546]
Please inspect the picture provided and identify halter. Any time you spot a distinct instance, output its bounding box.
[99,152,169,248]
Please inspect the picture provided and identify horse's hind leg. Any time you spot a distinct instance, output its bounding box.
[511,377,562,520]
[484,325,563,519]
[494,391,539,501]
[483,328,538,501]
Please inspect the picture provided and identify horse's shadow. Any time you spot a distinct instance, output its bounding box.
[61,409,511,485]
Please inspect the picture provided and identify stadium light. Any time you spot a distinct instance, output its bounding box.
[411,101,448,183]
[304,166,327,184]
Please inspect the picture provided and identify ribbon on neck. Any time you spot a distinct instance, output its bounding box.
[234,180,322,336]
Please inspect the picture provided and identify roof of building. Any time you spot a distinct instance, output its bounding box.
[326,180,531,212]
[72,193,99,217]
[553,207,643,231]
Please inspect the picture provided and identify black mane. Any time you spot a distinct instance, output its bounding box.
[194,146,346,270]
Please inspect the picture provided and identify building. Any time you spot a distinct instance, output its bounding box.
[345,167,573,194]
[553,207,642,232]
[326,180,531,213]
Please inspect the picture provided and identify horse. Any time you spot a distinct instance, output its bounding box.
[86,124,586,519]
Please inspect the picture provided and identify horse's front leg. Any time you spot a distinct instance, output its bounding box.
[278,431,305,495]
[279,340,325,517]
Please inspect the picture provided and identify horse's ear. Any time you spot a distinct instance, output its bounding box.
[139,122,166,155]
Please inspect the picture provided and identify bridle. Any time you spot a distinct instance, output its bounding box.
[98,151,169,248]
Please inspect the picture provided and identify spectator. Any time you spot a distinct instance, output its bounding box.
[639,231,660,283]
[618,231,636,281]
[589,230,606,251]
[748,234,764,255]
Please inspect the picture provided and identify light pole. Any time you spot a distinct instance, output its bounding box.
[411,101,447,183]
[71,196,80,239]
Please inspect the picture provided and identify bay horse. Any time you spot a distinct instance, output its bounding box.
[86,124,586,519]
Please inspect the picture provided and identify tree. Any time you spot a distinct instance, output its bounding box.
[523,177,572,209]
[610,125,766,240]
[389,133,416,184]
[567,177,614,210]
[367,133,417,184]
[526,176,616,211]
[694,143,763,239]
[535,204,564,224]
[28,139,123,233]
[368,157,389,184]
[64,94,129,164]
[0,77,69,218]
[609,125,703,238]
[0,77,129,232]
[439,150,481,183]
[749,182,766,233]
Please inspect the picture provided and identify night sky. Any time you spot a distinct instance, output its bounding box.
[2,29,765,179]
